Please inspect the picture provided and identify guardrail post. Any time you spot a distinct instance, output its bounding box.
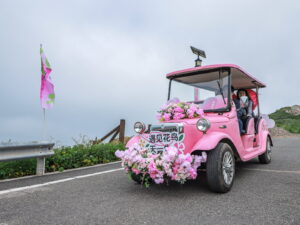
[119,119,125,144]
[36,157,46,176]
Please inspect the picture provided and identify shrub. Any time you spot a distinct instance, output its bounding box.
[0,142,125,180]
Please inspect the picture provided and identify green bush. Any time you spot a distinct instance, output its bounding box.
[269,107,300,133]
[0,158,36,179]
[0,143,125,180]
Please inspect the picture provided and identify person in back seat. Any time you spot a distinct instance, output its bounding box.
[234,89,253,134]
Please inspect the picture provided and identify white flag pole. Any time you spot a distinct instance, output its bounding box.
[42,108,47,141]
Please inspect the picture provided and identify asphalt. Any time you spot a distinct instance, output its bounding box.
[0,137,299,225]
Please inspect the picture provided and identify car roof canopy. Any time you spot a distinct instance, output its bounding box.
[166,64,266,89]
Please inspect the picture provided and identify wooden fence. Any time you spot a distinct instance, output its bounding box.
[93,119,125,144]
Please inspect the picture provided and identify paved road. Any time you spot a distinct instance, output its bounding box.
[0,137,299,225]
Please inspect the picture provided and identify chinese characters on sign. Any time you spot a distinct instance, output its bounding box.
[142,132,185,154]
[149,132,179,143]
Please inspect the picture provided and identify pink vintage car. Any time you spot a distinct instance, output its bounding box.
[125,50,273,193]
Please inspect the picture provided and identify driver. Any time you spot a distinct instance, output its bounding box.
[234,89,253,134]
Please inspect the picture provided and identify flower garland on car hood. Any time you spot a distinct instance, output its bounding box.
[156,98,204,121]
[115,144,207,187]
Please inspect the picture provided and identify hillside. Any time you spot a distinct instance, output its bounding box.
[269,105,300,133]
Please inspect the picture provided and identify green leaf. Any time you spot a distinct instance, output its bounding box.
[178,134,184,142]
[48,94,55,100]
[45,58,51,69]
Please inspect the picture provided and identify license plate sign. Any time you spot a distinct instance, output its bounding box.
[140,131,185,154]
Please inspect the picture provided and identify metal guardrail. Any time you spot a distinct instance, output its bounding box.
[0,142,55,176]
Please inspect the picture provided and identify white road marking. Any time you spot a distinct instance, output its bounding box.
[1,166,298,196]
[0,161,122,183]
[200,168,300,174]
[243,168,300,174]
[0,168,123,195]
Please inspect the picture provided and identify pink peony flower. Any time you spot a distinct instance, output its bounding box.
[156,113,163,120]
[181,161,191,170]
[196,108,204,117]
[165,147,178,159]
[174,107,184,113]
[132,168,141,175]
[115,150,125,159]
[189,168,197,179]
[154,178,164,184]
[173,112,185,120]
[163,113,171,121]
[189,104,198,112]
[192,156,202,169]
[187,109,195,118]
[185,154,193,163]
[167,97,180,104]
[160,104,168,111]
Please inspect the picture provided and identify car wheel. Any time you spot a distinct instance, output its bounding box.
[258,137,272,164]
[206,143,235,193]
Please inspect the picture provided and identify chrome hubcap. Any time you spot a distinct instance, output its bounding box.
[222,151,234,185]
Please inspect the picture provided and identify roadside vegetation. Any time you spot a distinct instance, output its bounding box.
[0,142,125,180]
[269,105,300,133]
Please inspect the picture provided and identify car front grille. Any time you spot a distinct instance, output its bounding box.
[150,123,184,134]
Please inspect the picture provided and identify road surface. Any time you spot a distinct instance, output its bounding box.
[0,137,299,225]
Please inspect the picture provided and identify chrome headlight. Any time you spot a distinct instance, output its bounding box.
[196,118,210,132]
[134,122,146,134]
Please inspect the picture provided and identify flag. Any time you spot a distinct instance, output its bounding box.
[40,45,55,109]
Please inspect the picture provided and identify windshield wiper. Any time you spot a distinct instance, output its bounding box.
[217,80,226,105]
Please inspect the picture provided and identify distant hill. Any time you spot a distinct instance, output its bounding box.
[269,105,300,133]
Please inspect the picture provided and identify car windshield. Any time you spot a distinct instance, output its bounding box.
[169,70,230,111]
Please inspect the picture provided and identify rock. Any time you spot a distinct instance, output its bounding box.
[284,105,300,116]
[269,127,290,136]
[269,126,300,137]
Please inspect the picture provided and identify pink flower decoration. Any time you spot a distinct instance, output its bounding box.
[174,107,184,113]
[157,101,203,121]
[189,168,197,179]
[115,144,204,187]
[196,108,204,117]
[132,168,140,175]
[163,113,171,121]
[156,113,162,120]
[173,112,185,120]
[115,150,125,159]
[154,178,164,184]
[167,97,180,104]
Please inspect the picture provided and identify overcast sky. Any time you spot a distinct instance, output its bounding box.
[0,0,299,145]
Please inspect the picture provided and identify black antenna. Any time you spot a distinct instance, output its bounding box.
[190,46,206,67]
